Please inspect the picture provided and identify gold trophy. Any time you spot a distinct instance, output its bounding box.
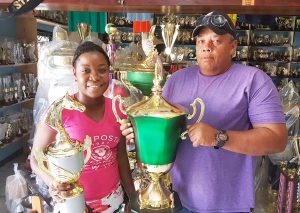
[77,23,92,41]
[161,14,180,56]
[113,59,204,211]
[35,93,92,213]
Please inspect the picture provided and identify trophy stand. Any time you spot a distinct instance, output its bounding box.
[277,137,300,213]
[130,191,182,213]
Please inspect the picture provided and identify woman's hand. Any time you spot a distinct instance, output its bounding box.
[48,181,75,203]
[120,119,135,144]
[124,202,132,213]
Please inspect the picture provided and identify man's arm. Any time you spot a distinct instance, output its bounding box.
[187,122,288,156]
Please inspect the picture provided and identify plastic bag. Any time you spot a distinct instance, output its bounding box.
[33,26,79,127]
[5,163,28,212]
[268,80,300,165]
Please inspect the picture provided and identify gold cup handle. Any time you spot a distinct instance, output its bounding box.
[112,95,127,123]
[34,148,52,176]
[180,98,205,140]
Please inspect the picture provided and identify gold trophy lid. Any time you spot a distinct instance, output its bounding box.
[126,59,188,118]
[126,94,187,118]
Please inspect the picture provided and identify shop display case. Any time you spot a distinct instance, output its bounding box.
[0,14,37,162]
[234,15,300,80]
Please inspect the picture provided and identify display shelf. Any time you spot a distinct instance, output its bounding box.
[0,14,37,161]
[0,98,35,113]
[37,18,67,29]
[0,132,30,162]
[0,62,37,69]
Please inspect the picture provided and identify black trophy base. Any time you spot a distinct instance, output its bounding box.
[130,191,182,213]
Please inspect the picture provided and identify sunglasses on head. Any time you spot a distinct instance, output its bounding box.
[198,14,234,31]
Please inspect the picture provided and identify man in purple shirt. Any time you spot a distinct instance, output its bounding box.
[121,11,287,212]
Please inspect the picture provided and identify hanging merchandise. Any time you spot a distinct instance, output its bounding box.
[127,13,153,33]
[0,0,43,19]
[127,13,153,22]
[133,21,151,33]
[68,11,107,34]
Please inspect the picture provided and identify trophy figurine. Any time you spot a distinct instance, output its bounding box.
[77,23,92,42]
[161,14,180,57]
[113,59,204,211]
[35,93,91,213]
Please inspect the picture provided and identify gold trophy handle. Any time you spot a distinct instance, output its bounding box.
[83,135,92,165]
[112,95,127,123]
[180,98,205,140]
[34,148,52,176]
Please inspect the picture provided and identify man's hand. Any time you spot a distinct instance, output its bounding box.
[187,122,216,147]
[48,181,75,203]
[120,119,135,144]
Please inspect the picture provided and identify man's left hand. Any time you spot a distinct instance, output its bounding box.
[187,122,216,147]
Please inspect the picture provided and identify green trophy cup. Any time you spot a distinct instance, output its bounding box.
[113,59,204,211]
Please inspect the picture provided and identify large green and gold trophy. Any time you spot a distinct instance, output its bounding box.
[113,59,204,211]
[35,93,92,213]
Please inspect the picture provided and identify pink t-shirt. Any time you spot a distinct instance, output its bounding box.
[61,97,126,201]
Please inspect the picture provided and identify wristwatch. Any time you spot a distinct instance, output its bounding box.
[214,129,228,149]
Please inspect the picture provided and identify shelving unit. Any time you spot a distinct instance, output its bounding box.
[0,13,37,162]
[234,15,300,79]
[37,18,68,30]
[0,132,30,162]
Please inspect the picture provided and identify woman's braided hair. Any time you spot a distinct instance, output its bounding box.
[72,41,110,67]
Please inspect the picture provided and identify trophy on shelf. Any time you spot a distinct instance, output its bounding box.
[113,59,204,211]
[77,23,92,42]
[34,93,92,213]
[114,25,163,97]
[161,14,180,58]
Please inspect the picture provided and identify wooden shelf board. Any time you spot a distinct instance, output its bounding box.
[37,18,68,30]
[0,98,35,113]
[0,63,37,68]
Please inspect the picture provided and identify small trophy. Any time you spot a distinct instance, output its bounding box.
[161,15,180,56]
[77,23,92,41]
[35,93,91,213]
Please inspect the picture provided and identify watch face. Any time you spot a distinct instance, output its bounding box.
[219,133,228,141]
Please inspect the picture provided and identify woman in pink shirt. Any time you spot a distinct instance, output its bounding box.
[30,41,135,213]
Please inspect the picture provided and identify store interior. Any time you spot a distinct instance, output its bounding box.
[0,0,300,212]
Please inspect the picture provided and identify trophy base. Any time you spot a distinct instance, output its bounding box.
[130,191,182,213]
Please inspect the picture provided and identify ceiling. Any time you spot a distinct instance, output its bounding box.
[1,0,300,15]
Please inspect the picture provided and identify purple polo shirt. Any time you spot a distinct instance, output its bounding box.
[162,63,285,212]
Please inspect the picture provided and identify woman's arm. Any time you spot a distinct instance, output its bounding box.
[30,122,74,202]
[30,122,57,187]
[117,136,135,198]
